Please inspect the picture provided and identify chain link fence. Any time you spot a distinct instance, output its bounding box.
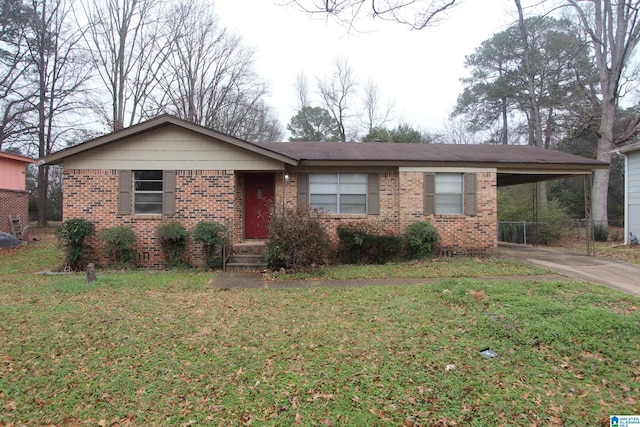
[497,221,550,245]
[499,219,625,245]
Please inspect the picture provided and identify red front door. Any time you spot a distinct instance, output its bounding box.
[245,173,274,239]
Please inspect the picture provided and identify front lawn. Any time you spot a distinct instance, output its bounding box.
[274,256,548,281]
[551,236,640,266]
[1,237,639,426]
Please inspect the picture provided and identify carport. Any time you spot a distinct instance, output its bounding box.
[495,159,609,256]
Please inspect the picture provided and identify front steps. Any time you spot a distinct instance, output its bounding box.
[225,241,267,272]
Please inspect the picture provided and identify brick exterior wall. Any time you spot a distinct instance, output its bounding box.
[63,168,497,268]
[0,189,30,236]
[63,169,235,268]
[399,171,497,255]
[284,171,496,255]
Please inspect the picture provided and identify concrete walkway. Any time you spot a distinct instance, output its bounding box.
[209,244,640,297]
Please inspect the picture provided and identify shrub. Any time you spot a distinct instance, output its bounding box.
[99,225,137,266]
[156,222,189,268]
[192,221,226,270]
[368,234,405,264]
[405,221,440,259]
[57,218,95,271]
[266,207,331,271]
[337,222,404,264]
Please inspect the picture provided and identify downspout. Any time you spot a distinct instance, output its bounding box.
[624,152,629,245]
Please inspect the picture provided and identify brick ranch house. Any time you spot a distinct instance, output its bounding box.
[1,151,34,237]
[41,115,607,268]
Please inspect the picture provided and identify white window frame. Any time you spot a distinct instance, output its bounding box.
[133,170,163,214]
[309,173,368,214]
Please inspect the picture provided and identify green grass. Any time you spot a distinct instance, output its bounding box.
[276,256,548,281]
[1,241,639,426]
[552,237,640,266]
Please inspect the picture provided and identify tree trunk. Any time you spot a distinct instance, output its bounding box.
[501,96,508,144]
[37,164,48,227]
[592,92,616,226]
[515,0,544,149]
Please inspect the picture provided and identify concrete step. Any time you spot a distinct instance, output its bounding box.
[228,254,265,265]
[226,247,267,272]
[233,241,267,256]
[225,262,267,273]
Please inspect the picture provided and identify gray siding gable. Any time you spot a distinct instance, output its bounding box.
[628,150,640,240]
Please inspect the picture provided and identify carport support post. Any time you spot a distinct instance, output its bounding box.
[584,174,595,256]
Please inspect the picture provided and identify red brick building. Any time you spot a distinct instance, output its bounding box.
[0,151,34,237]
[42,115,607,268]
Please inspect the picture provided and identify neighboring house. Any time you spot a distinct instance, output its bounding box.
[0,151,34,237]
[619,142,640,244]
[42,115,607,268]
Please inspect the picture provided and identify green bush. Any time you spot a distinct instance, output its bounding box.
[405,221,440,259]
[56,218,95,271]
[266,207,331,271]
[337,222,404,264]
[192,221,226,270]
[99,225,137,266]
[156,222,189,268]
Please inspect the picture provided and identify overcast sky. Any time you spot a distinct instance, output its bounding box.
[213,0,525,137]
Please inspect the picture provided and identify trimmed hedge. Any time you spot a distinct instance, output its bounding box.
[337,222,404,264]
[99,225,137,266]
[57,218,95,271]
[156,222,189,268]
[405,221,440,259]
[192,221,226,270]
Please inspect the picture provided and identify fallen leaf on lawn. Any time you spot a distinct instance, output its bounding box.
[550,404,564,414]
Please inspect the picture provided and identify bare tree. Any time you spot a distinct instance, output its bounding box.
[363,79,394,134]
[26,0,93,226]
[229,99,284,142]
[567,0,640,226]
[78,0,171,130]
[294,71,311,111]
[153,0,281,141]
[317,58,358,141]
[438,115,488,144]
[288,0,459,30]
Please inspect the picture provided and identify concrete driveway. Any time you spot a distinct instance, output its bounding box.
[498,243,640,297]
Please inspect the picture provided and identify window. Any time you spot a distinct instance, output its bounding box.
[309,173,367,214]
[118,170,175,215]
[133,170,163,214]
[435,173,463,214]
[424,172,476,216]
